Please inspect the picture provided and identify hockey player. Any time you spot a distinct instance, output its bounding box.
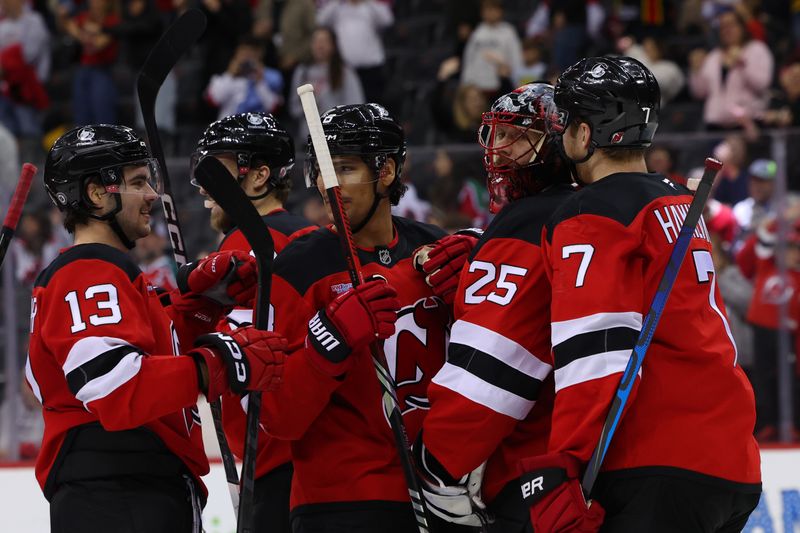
[521,56,761,532]
[191,111,316,532]
[259,103,457,532]
[28,124,288,533]
[413,83,574,532]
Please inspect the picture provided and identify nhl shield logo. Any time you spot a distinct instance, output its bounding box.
[378,248,391,265]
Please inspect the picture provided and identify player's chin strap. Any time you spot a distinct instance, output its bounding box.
[86,194,137,250]
[554,134,595,187]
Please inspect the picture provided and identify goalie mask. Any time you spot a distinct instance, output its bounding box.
[191,112,295,200]
[306,103,407,233]
[478,83,571,213]
[45,124,161,247]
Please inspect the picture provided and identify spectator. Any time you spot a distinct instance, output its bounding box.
[317,0,393,104]
[737,215,800,442]
[199,0,253,89]
[709,230,754,377]
[251,0,272,40]
[688,9,774,129]
[0,121,19,200]
[206,36,283,119]
[513,37,547,86]
[431,62,488,144]
[444,0,481,57]
[10,210,60,286]
[62,0,121,125]
[289,27,364,141]
[733,158,777,238]
[277,0,315,76]
[133,222,176,290]
[646,145,686,185]
[711,134,750,206]
[0,0,50,139]
[620,36,685,106]
[427,149,472,230]
[460,0,522,92]
[761,59,800,128]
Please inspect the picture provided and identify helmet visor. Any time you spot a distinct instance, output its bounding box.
[113,158,163,197]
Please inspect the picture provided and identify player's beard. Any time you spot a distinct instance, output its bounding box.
[210,204,234,234]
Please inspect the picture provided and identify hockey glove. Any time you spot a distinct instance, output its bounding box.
[415,233,479,306]
[518,453,605,533]
[191,326,287,402]
[176,250,257,309]
[306,279,399,374]
[420,463,491,527]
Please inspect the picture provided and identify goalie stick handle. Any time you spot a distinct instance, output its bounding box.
[297,84,431,533]
[581,157,723,496]
[0,163,36,268]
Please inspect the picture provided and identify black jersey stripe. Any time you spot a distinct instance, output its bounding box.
[66,345,140,396]
[552,326,639,370]
[35,243,142,288]
[448,342,543,401]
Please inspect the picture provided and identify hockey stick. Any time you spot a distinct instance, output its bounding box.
[0,163,36,268]
[137,9,245,515]
[297,84,431,533]
[581,157,723,496]
[194,156,274,533]
[137,8,206,268]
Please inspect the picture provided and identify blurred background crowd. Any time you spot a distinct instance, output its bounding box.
[1,0,800,460]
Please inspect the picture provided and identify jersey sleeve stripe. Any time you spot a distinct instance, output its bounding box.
[553,326,638,369]
[448,343,544,401]
[551,311,643,346]
[553,348,639,392]
[451,320,551,381]
[432,362,537,420]
[25,357,42,403]
[63,336,143,406]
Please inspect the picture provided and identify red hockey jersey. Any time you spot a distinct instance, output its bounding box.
[26,244,209,498]
[423,186,573,503]
[542,172,760,490]
[261,217,450,512]
[217,208,316,479]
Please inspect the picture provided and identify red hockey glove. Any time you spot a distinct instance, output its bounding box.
[518,453,605,533]
[306,279,399,372]
[191,327,286,401]
[417,234,478,306]
[176,250,257,308]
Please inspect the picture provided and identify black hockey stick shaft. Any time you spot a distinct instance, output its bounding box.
[0,163,36,268]
[137,8,206,268]
[298,84,431,533]
[194,156,274,533]
[581,158,722,496]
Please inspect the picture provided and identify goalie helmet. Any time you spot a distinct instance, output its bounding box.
[305,103,407,205]
[45,124,157,214]
[191,111,295,186]
[547,56,660,154]
[478,83,571,213]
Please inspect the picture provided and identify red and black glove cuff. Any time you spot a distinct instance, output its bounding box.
[194,332,251,394]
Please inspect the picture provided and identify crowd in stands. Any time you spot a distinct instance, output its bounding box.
[3,0,800,459]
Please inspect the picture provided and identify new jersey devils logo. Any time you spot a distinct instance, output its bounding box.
[382,296,450,414]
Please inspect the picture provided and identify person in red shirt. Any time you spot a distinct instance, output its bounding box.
[190,111,316,532]
[61,0,120,124]
[523,56,761,532]
[28,124,287,533]
[413,83,574,532]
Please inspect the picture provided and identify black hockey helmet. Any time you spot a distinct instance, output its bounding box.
[45,124,159,214]
[191,112,295,189]
[546,56,660,158]
[44,124,160,248]
[305,103,407,206]
[478,83,571,213]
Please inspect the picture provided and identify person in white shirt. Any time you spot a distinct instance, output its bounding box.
[460,0,522,91]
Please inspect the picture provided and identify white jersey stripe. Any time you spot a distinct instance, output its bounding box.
[551,311,643,347]
[451,320,551,380]
[432,362,535,420]
[554,349,639,393]
[25,356,42,403]
[63,336,143,408]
